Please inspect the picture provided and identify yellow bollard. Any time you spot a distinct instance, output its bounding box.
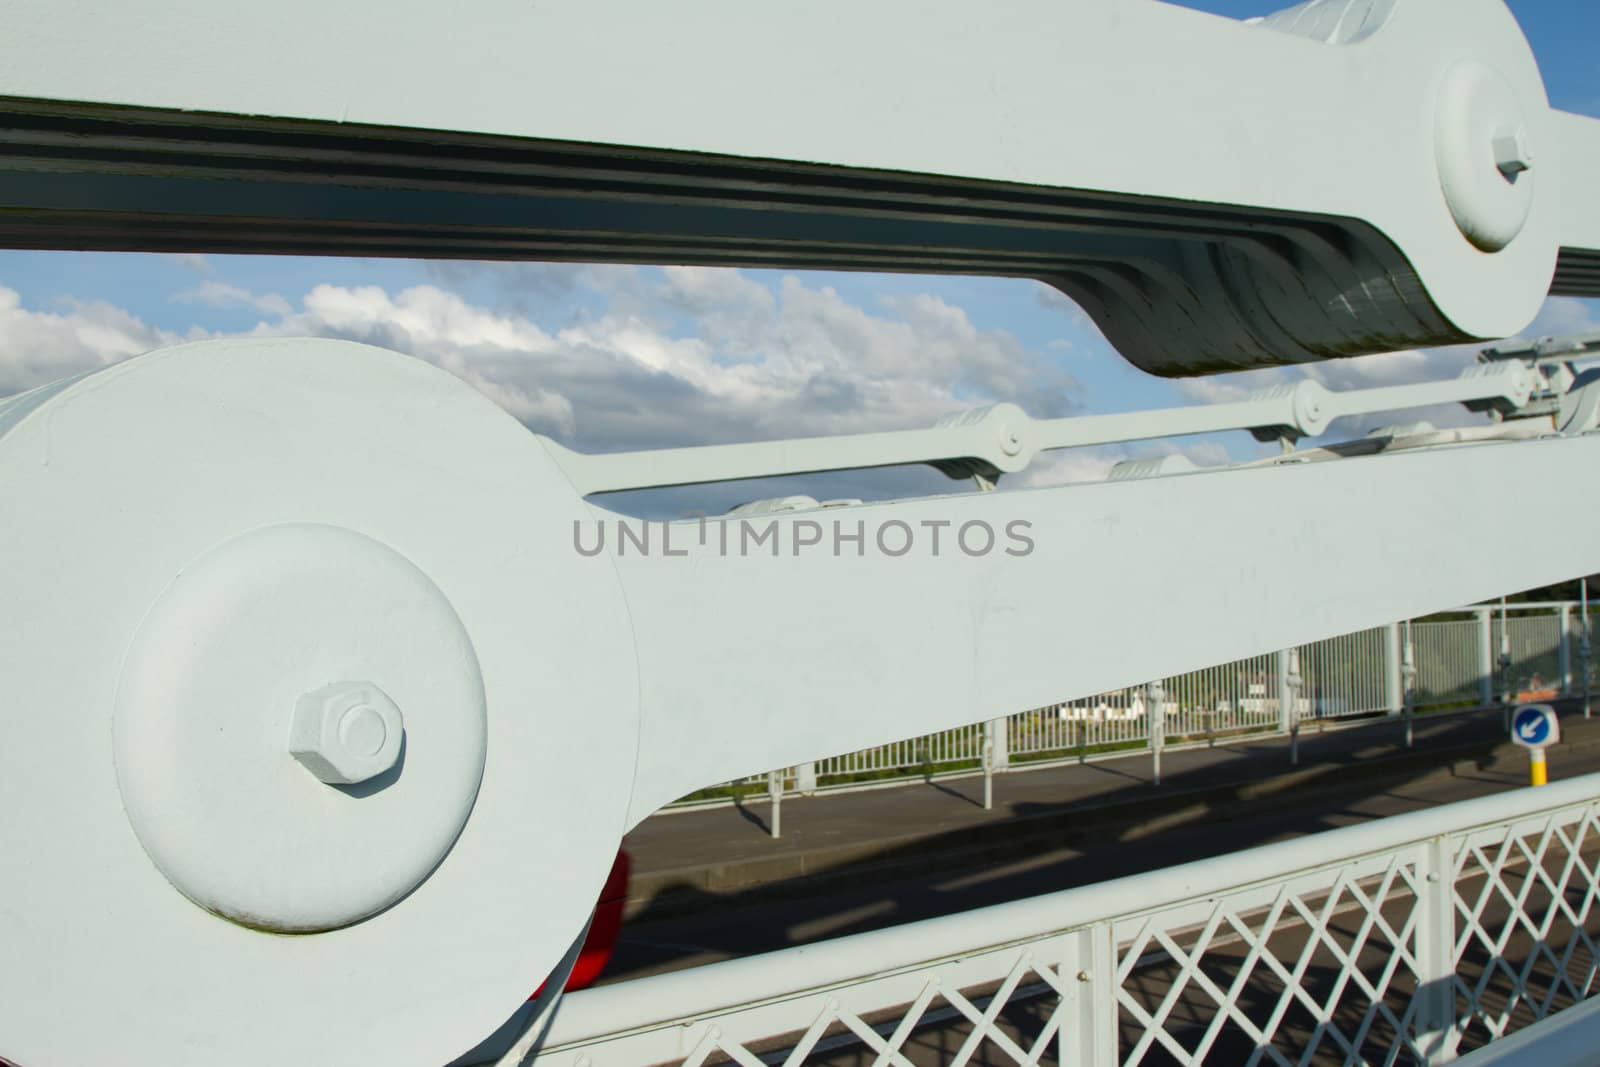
[1512,705,1559,787]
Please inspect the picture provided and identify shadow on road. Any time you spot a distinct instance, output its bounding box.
[606,710,1535,983]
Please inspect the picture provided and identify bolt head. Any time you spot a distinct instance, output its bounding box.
[1494,127,1533,179]
[289,682,405,786]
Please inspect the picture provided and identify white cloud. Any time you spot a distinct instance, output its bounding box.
[7,260,1594,514]
[163,253,214,275]
[1015,448,1123,487]
[176,279,293,319]
[1527,296,1600,339]
[236,268,1083,454]
[1016,438,1232,490]
[0,286,182,396]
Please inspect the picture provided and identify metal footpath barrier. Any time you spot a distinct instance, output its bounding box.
[690,600,1598,806]
[540,774,1600,1066]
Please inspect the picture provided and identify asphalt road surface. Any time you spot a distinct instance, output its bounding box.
[593,750,1600,1065]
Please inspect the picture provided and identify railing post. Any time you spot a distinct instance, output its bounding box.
[1278,648,1294,737]
[1060,921,1117,1067]
[1561,604,1574,696]
[1497,599,1514,730]
[766,769,782,840]
[1414,835,1460,1064]
[1279,647,1302,765]
[1403,621,1418,749]
[986,716,1010,771]
[795,761,817,796]
[1385,621,1404,717]
[1476,607,1495,708]
[1585,579,1594,720]
[981,736,994,811]
[1147,680,1165,786]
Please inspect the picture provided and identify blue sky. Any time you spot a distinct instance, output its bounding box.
[1182,0,1600,117]
[0,0,1595,515]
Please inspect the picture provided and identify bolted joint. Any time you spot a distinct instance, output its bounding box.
[1493,126,1533,180]
[999,427,1024,458]
[289,681,405,786]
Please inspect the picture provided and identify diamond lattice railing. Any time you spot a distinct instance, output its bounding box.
[663,948,1079,1067]
[533,790,1600,1067]
[1113,849,1431,1067]
[1448,806,1600,1055]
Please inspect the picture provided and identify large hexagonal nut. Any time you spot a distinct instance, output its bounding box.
[289,681,405,786]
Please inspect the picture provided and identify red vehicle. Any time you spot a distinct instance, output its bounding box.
[535,848,630,997]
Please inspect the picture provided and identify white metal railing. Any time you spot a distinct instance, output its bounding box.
[679,601,1600,805]
[1493,614,1566,696]
[537,774,1600,1066]
[1300,625,1390,718]
[1413,619,1483,708]
[814,722,987,780]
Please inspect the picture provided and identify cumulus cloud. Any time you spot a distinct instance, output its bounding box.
[0,262,1094,513]
[422,260,640,320]
[5,257,1594,515]
[238,268,1083,455]
[0,286,183,396]
[0,263,1083,477]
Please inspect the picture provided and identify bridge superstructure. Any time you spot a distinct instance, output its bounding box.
[1,1,1599,1065]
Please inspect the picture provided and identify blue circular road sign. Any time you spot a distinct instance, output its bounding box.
[1513,705,1556,748]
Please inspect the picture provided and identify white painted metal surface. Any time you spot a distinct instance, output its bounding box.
[115,524,485,933]
[0,1,1598,1064]
[0,340,641,1067]
[3,335,1600,1066]
[0,1,1597,371]
[535,773,1600,1065]
[288,679,410,788]
[610,427,1600,826]
[1451,996,1600,1067]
